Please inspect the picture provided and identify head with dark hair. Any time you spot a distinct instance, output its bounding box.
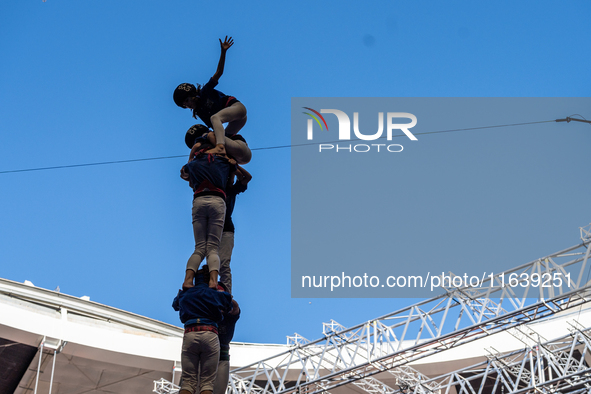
[185,124,210,149]
[193,265,210,285]
[173,83,201,108]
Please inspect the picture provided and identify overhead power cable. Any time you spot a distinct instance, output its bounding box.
[0,155,187,174]
[555,114,591,124]
[271,119,557,150]
[0,117,587,175]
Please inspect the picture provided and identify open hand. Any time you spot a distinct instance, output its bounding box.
[219,36,234,52]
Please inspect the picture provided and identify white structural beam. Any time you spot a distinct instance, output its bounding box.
[0,278,182,338]
[0,277,183,365]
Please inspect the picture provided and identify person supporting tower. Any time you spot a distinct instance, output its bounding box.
[185,124,251,166]
[213,281,240,394]
[181,134,236,289]
[218,164,251,294]
[184,124,251,293]
[172,266,232,394]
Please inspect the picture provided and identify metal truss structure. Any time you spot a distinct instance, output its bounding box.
[226,224,591,394]
[153,378,180,394]
[154,224,591,394]
[395,321,591,394]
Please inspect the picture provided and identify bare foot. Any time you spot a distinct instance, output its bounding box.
[206,144,226,156]
[182,280,194,290]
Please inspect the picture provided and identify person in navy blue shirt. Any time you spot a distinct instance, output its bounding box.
[218,164,251,294]
[174,36,251,164]
[184,124,252,294]
[185,124,251,165]
[181,136,236,289]
[173,266,232,394]
[213,281,240,394]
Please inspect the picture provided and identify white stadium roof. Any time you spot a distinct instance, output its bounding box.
[0,277,290,394]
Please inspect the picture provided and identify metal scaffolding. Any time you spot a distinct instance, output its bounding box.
[227,225,591,394]
[391,321,591,394]
[154,378,180,394]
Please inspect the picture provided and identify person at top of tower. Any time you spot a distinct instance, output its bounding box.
[173,36,251,164]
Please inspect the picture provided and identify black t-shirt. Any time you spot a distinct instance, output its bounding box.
[194,78,238,128]
[223,182,248,232]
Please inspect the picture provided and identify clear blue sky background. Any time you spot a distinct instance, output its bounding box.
[1,1,590,344]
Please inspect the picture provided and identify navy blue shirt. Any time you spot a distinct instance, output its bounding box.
[183,154,234,199]
[218,308,240,361]
[172,281,232,328]
[223,182,248,232]
[194,78,238,128]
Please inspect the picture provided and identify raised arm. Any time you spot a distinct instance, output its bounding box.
[212,36,234,83]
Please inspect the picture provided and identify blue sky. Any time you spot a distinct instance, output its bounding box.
[1,1,590,344]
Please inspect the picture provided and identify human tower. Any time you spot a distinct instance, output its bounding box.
[171,36,251,394]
